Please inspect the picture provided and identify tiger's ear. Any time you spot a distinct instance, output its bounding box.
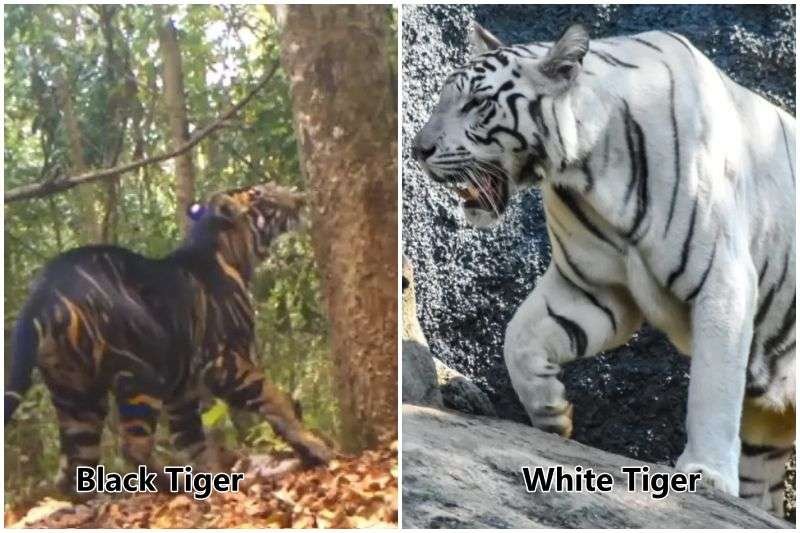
[539,24,589,84]
[469,22,504,55]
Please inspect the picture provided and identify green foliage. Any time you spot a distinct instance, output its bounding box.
[3,5,335,504]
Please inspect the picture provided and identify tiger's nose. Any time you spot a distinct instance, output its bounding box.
[412,142,436,161]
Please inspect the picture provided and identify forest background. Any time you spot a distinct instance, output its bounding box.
[4,4,397,504]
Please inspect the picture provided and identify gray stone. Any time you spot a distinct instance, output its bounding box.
[402,340,443,407]
[434,358,495,417]
[402,405,790,529]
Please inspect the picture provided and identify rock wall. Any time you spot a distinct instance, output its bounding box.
[402,3,796,469]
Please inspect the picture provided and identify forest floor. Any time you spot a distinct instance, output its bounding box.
[4,441,397,528]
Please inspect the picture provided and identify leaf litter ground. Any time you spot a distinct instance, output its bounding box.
[5,441,397,528]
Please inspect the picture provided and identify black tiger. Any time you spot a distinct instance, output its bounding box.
[4,182,332,493]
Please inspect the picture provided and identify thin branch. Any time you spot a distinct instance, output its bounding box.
[5,59,281,203]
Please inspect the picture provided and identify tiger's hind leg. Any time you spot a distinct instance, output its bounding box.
[739,398,795,516]
[504,265,642,437]
[51,391,108,495]
[165,396,230,474]
[206,354,333,465]
[112,371,166,488]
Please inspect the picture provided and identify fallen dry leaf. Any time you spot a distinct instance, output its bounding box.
[5,440,398,529]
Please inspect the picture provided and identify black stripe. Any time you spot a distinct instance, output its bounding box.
[762,295,795,357]
[490,80,515,101]
[685,240,717,301]
[738,475,762,483]
[590,49,639,69]
[581,158,594,193]
[744,381,766,398]
[741,442,776,456]
[777,111,794,181]
[767,341,795,389]
[473,125,528,151]
[775,251,790,289]
[631,37,663,53]
[556,265,617,333]
[769,481,785,493]
[551,229,591,286]
[225,379,264,407]
[663,62,682,237]
[754,286,776,328]
[546,303,588,357]
[123,424,151,437]
[507,47,537,59]
[756,251,790,327]
[757,259,769,286]
[622,106,649,241]
[532,404,570,417]
[469,75,486,92]
[529,96,549,137]
[481,106,497,126]
[667,196,699,289]
[461,99,481,114]
[536,422,570,434]
[506,93,525,131]
[552,185,621,252]
[622,102,638,205]
[663,31,696,60]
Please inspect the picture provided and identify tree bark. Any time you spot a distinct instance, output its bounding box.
[55,70,103,243]
[275,5,398,452]
[158,14,195,235]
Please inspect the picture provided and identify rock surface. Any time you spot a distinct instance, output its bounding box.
[402,340,443,407]
[402,405,789,529]
[402,2,795,463]
[434,358,495,417]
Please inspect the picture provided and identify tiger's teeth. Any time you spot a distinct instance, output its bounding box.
[457,185,480,201]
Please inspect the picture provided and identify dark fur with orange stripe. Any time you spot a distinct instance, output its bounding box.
[5,183,332,493]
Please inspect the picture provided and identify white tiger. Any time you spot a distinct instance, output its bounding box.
[412,22,796,516]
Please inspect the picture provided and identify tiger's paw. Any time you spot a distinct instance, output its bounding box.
[531,401,574,439]
[295,432,335,467]
[675,458,738,496]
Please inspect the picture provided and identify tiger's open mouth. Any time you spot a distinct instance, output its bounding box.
[448,173,509,215]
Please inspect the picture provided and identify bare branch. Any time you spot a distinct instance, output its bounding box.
[5,59,281,203]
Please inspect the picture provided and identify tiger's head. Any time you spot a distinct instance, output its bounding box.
[186,183,305,272]
[413,23,590,227]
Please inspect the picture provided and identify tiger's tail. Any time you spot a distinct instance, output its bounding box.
[5,313,39,424]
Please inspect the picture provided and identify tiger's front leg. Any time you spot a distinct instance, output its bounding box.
[207,353,333,466]
[504,266,641,437]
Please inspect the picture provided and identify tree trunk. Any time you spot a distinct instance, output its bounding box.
[98,5,127,244]
[158,14,195,235]
[55,70,103,243]
[274,5,397,452]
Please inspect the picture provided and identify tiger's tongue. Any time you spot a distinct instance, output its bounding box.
[457,185,480,202]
